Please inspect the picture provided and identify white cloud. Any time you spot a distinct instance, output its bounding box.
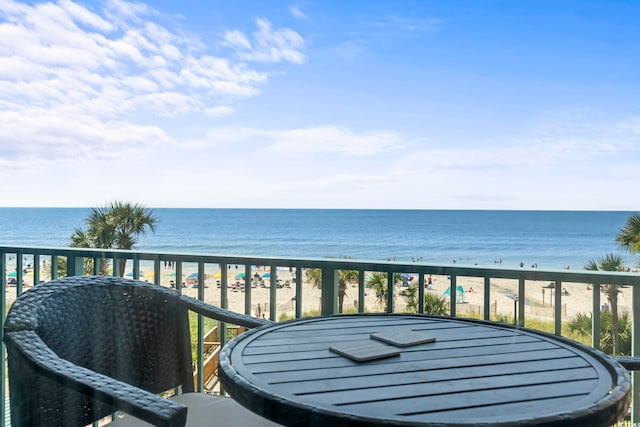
[0,0,305,166]
[59,0,114,32]
[223,30,252,50]
[267,127,401,156]
[334,40,369,61]
[362,15,440,35]
[205,106,235,117]
[335,14,440,60]
[0,106,172,166]
[204,125,402,156]
[403,121,639,173]
[223,18,306,64]
[290,6,306,19]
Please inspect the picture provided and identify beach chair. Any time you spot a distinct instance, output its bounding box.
[3,275,280,427]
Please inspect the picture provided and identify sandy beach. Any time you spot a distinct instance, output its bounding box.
[6,260,633,324]
[133,266,634,322]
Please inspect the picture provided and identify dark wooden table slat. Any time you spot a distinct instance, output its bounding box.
[330,379,599,421]
[241,340,559,365]
[278,359,592,395]
[251,347,582,380]
[242,333,540,355]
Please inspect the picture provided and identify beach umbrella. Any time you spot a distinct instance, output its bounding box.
[442,285,465,297]
[143,272,154,278]
[263,272,271,279]
[214,272,233,279]
[442,285,466,303]
[188,272,198,278]
[168,272,187,277]
[7,271,16,277]
[235,272,245,280]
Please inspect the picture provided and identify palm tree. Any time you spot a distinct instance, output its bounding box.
[337,270,359,313]
[423,293,450,315]
[71,201,157,276]
[403,287,450,315]
[568,311,632,355]
[304,268,358,313]
[584,253,626,354]
[69,227,110,275]
[403,285,418,313]
[367,272,389,311]
[305,268,322,288]
[615,213,640,255]
[366,272,402,312]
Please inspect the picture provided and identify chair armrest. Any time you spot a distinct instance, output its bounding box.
[615,356,640,371]
[179,295,272,328]
[5,330,188,427]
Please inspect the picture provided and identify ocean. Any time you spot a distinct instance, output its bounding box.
[0,208,634,270]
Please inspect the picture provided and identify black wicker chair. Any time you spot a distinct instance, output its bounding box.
[3,275,280,427]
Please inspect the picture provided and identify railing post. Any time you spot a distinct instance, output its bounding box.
[93,257,100,275]
[483,276,491,320]
[450,275,457,317]
[219,261,228,393]
[321,267,338,316]
[518,278,525,327]
[269,265,277,321]
[196,262,205,392]
[33,254,40,285]
[153,258,161,285]
[66,255,84,277]
[112,254,120,277]
[51,256,58,279]
[244,264,252,316]
[632,284,640,424]
[358,270,366,314]
[133,257,140,279]
[554,280,562,335]
[220,263,228,310]
[592,282,601,349]
[418,273,425,314]
[1,252,6,426]
[16,253,23,295]
[176,262,183,293]
[295,267,303,318]
[386,273,393,313]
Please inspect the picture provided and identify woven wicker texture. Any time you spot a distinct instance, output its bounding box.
[3,275,269,427]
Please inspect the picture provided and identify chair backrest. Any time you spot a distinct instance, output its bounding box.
[4,276,194,426]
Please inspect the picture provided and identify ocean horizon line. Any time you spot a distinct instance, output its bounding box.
[0,207,635,213]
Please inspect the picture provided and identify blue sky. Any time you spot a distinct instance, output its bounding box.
[1,0,638,209]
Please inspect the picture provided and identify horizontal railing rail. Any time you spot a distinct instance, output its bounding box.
[2,245,640,424]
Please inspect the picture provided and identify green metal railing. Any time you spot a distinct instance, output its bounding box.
[2,245,640,424]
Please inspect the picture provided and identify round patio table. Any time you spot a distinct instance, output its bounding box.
[219,314,631,426]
